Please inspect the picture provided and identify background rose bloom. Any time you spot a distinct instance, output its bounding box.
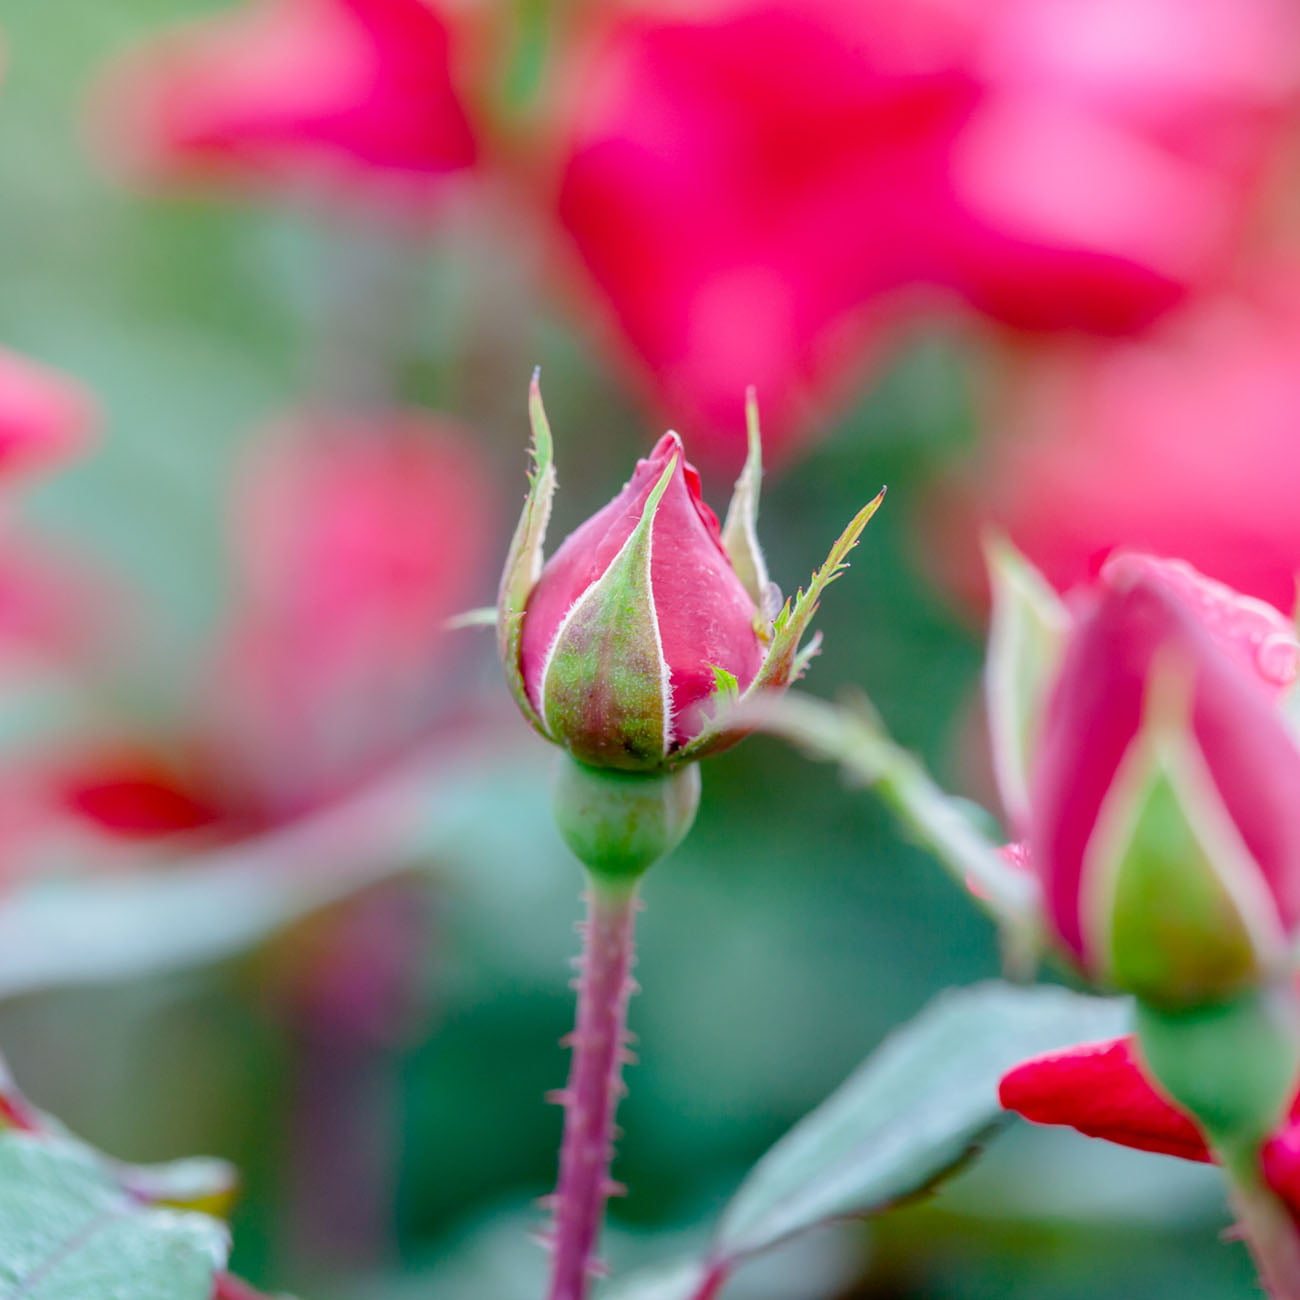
[91,0,478,205]
[550,0,1300,468]
[930,265,1300,614]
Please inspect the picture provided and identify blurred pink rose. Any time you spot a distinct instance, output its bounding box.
[551,0,1300,468]
[0,347,95,485]
[929,265,1300,614]
[60,409,494,839]
[0,352,104,879]
[91,0,478,207]
[553,0,970,468]
[931,0,1300,333]
[209,408,495,815]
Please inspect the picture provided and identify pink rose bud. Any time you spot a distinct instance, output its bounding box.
[498,379,883,772]
[1029,565,1300,1006]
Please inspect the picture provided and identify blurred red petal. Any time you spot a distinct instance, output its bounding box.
[61,753,226,838]
[208,407,494,812]
[553,0,965,469]
[92,0,477,205]
[929,267,1300,615]
[999,1035,1211,1161]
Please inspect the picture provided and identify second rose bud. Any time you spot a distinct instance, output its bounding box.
[986,546,1300,1009]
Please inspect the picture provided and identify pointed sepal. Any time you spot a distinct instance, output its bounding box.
[498,370,558,733]
[538,455,677,770]
[984,535,1070,835]
[748,486,886,694]
[720,388,776,631]
[672,487,886,765]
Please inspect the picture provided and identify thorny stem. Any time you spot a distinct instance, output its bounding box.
[1221,1145,1300,1300]
[546,881,641,1300]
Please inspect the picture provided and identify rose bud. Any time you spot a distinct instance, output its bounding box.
[1029,564,1300,1008]
[498,378,883,774]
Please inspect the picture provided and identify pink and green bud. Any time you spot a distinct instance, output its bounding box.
[498,379,883,774]
[1028,567,1300,1008]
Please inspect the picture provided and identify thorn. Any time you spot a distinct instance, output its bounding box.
[545,1089,572,1106]
[587,1257,610,1278]
[559,1032,578,1049]
[619,1049,639,1066]
[535,1193,559,1211]
[603,1179,628,1199]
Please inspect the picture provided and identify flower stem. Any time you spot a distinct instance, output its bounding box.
[1221,1145,1300,1300]
[546,880,641,1300]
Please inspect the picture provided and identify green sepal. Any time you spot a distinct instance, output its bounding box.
[708,663,741,705]
[673,487,886,765]
[1136,986,1300,1152]
[720,388,774,632]
[538,455,677,770]
[552,757,701,884]
[748,487,886,694]
[984,536,1070,832]
[497,370,558,734]
[1085,663,1287,1008]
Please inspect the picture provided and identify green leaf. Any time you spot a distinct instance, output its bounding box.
[597,1261,709,1300]
[0,746,560,998]
[710,982,1128,1261]
[0,1131,228,1299]
[114,1156,238,1218]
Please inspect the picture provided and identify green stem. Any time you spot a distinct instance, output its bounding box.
[1220,1144,1300,1300]
[542,758,702,1298]
[746,692,1040,961]
[1136,992,1300,1299]
[545,879,641,1300]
